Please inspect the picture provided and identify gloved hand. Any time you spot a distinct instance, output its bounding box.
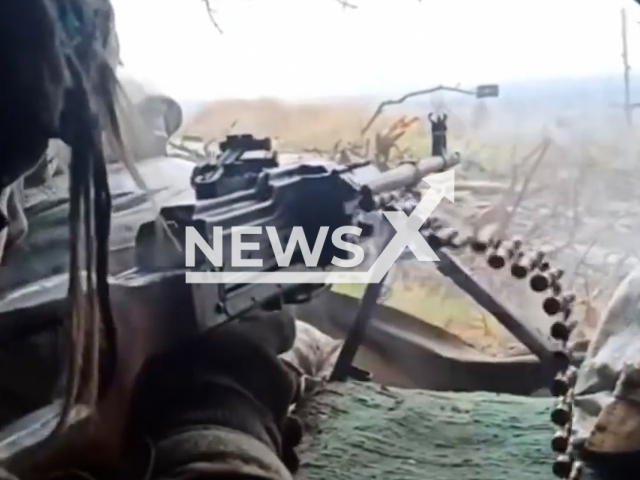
[123,308,303,480]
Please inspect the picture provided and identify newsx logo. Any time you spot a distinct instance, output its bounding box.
[184,169,455,284]
[185,224,366,269]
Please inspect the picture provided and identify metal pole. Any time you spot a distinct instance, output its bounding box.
[622,8,632,126]
[330,228,396,381]
[329,272,389,382]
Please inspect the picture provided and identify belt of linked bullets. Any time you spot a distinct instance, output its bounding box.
[378,191,583,480]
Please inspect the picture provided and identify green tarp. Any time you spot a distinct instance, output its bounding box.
[297,382,602,480]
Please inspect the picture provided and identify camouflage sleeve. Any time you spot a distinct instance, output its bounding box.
[125,312,301,480]
[149,426,294,480]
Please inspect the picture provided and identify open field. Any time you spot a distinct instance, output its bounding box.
[183,97,427,154]
[182,95,640,168]
[181,97,543,164]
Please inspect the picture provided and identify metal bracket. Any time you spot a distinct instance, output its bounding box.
[329,226,396,381]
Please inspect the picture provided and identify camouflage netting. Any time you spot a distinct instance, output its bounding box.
[296,382,603,480]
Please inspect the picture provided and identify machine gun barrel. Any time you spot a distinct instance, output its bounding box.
[364,153,461,194]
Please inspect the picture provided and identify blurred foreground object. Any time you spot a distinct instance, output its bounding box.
[115,70,184,160]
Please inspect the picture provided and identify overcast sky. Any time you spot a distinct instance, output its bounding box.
[112,0,640,100]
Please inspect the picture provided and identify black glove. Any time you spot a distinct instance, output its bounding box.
[124,309,302,480]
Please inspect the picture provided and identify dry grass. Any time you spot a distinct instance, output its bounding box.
[181,98,571,172]
[183,97,431,155]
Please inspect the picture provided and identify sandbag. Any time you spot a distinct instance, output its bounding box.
[280,321,342,380]
[573,264,640,454]
[279,321,343,399]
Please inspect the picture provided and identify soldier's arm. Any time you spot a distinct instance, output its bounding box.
[123,312,301,480]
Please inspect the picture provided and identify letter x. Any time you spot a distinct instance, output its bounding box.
[367,188,443,283]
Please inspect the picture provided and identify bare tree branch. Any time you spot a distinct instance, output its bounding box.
[360,85,475,136]
[202,0,224,33]
[469,138,551,239]
[334,0,358,8]
[201,0,368,32]
[522,188,562,241]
